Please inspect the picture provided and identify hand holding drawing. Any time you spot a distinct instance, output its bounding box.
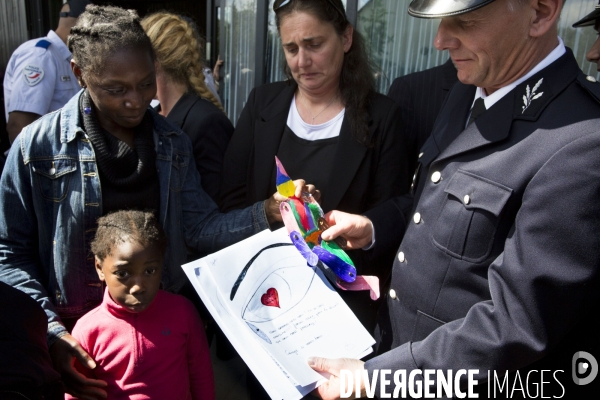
[308,356,366,400]
[320,211,374,250]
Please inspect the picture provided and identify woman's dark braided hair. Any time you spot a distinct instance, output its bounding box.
[275,0,376,146]
[67,5,155,76]
[91,210,167,262]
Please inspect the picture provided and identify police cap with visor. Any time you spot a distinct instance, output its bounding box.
[408,0,496,18]
[572,0,600,28]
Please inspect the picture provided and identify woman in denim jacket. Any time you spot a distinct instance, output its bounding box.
[0,5,310,398]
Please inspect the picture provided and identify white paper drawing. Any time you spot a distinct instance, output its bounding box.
[182,228,375,400]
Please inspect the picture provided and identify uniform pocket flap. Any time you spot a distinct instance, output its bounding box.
[31,159,77,179]
[444,170,512,217]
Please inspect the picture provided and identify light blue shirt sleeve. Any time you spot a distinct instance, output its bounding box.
[5,46,58,117]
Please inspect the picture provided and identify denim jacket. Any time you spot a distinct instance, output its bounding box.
[0,91,269,345]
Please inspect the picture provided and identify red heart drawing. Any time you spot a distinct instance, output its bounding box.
[261,288,280,308]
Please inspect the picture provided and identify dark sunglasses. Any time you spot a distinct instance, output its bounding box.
[273,0,347,22]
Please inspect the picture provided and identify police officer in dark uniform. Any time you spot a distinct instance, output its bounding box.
[309,1,600,398]
[3,0,90,144]
[573,0,600,69]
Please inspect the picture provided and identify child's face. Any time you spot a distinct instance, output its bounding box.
[95,240,163,313]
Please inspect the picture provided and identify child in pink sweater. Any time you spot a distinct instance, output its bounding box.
[66,210,214,400]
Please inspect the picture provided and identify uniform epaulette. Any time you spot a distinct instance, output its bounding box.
[35,39,52,49]
[577,73,600,104]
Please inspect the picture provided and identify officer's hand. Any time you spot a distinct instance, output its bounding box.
[320,211,374,249]
[264,179,320,224]
[308,356,366,399]
[50,334,107,399]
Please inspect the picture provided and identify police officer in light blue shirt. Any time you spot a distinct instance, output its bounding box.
[3,0,90,144]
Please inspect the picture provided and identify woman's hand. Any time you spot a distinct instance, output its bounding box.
[50,334,108,399]
[308,356,366,399]
[320,210,374,249]
[264,179,320,224]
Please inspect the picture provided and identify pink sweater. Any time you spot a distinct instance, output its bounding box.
[66,288,214,400]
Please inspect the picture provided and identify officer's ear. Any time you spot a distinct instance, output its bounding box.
[529,0,562,38]
[70,60,86,88]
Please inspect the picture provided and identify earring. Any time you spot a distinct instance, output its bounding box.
[84,107,91,115]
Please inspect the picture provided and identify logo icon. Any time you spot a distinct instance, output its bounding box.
[572,351,598,385]
[22,65,44,86]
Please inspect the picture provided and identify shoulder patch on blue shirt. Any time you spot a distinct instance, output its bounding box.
[35,39,52,49]
[22,65,45,86]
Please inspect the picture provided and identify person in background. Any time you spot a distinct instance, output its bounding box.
[572,0,600,70]
[0,5,310,399]
[310,0,600,398]
[209,54,224,102]
[3,0,90,143]
[178,16,223,106]
[220,0,410,334]
[387,59,458,174]
[142,12,232,202]
[66,210,214,400]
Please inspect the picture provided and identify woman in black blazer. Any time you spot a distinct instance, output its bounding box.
[142,12,233,202]
[221,0,411,333]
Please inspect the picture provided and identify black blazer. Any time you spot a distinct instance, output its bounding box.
[220,80,410,216]
[365,49,600,397]
[161,92,233,202]
[387,59,458,173]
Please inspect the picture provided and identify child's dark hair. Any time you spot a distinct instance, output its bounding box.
[91,210,167,262]
[67,5,155,76]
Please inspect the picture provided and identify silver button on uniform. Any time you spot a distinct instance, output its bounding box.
[413,213,421,224]
[586,75,597,83]
[431,171,441,183]
[463,195,471,205]
[418,152,424,159]
[389,289,397,299]
[398,251,406,263]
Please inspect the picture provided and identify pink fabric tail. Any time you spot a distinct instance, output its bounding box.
[336,276,380,300]
[280,201,301,235]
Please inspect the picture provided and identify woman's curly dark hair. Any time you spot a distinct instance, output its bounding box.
[67,5,155,76]
[275,0,376,146]
[91,210,167,262]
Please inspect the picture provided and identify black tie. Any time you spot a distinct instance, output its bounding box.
[467,97,486,126]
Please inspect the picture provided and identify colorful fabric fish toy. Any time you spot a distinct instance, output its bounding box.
[275,157,379,300]
[275,156,296,198]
